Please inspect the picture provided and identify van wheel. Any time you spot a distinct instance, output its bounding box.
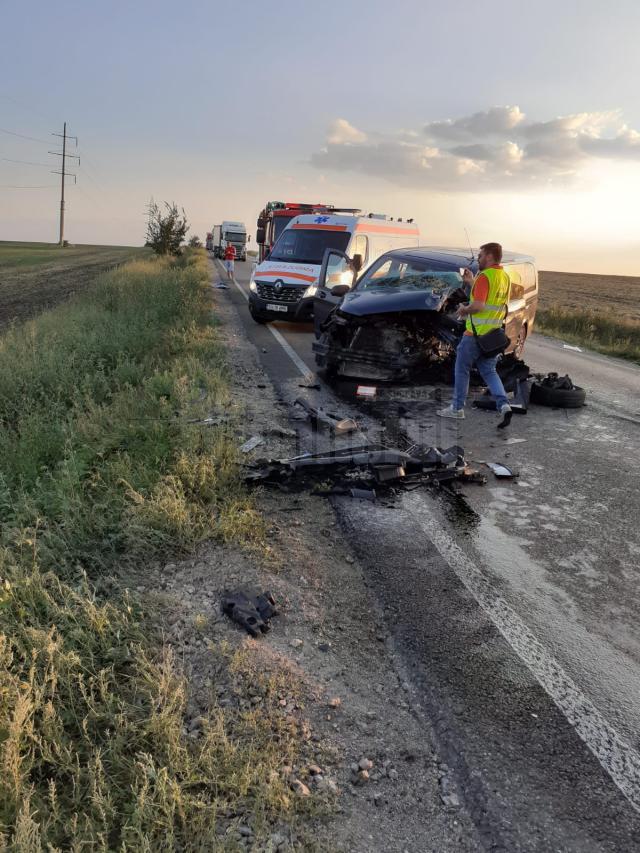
[514,325,527,359]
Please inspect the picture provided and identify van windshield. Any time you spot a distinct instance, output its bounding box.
[269,228,350,264]
[358,256,463,292]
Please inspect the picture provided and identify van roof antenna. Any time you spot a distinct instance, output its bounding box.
[464,228,475,263]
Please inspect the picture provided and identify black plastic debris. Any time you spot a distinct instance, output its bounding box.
[221,591,277,637]
[294,397,358,434]
[245,443,486,496]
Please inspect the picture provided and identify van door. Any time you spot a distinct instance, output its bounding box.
[312,249,357,338]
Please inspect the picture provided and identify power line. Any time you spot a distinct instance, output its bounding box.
[1,184,58,188]
[0,127,50,144]
[1,156,52,167]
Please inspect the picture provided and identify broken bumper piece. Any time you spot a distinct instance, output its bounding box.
[245,444,486,495]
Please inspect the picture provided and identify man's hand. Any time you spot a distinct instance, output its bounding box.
[462,268,474,287]
[456,304,469,320]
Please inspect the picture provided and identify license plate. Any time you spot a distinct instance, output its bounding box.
[266,303,289,312]
[356,385,377,399]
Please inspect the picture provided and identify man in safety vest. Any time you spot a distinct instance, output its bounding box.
[437,242,512,428]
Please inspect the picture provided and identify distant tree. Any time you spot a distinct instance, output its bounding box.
[188,235,202,248]
[146,199,189,255]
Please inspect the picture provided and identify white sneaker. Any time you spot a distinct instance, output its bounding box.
[436,405,465,419]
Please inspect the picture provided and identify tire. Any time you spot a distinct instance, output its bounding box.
[530,381,586,408]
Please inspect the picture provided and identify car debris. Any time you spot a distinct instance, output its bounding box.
[240,435,265,453]
[562,343,582,352]
[294,397,359,434]
[484,462,517,479]
[221,590,278,637]
[245,443,486,496]
[215,282,229,289]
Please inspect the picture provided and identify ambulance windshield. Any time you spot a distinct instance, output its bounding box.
[269,228,350,265]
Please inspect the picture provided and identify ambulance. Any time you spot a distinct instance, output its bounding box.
[247,212,420,323]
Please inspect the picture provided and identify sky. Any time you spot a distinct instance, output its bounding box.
[2,0,640,274]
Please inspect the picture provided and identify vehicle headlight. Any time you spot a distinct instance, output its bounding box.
[249,277,257,293]
[302,285,318,298]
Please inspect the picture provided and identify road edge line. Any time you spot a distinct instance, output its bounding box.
[214,258,314,381]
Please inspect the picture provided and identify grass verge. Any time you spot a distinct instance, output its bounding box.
[536,306,640,363]
[0,251,319,850]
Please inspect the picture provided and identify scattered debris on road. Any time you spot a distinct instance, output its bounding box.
[484,462,517,479]
[245,444,486,496]
[294,397,359,434]
[563,343,582,352]
[240,435,265,453]
[221,590,277,637]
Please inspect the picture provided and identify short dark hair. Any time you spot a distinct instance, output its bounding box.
[480,242,503,263]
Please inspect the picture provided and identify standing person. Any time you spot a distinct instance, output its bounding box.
[224,240,236,280]
[437,242,512,428]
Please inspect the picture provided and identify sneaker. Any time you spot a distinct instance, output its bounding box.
[497,404,512,430]
[436,405,465,419]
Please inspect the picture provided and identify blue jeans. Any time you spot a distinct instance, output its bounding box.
[452,334,509,411]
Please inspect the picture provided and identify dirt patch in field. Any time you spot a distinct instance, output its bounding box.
[127,267,478,852]
[539,270,640,320]
[0,243,145,327]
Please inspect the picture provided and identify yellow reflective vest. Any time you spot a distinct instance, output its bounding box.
[466,266,511,335]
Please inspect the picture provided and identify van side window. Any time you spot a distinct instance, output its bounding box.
[505,264,525,301]
[352,235,368,265]
[523,263,537,292]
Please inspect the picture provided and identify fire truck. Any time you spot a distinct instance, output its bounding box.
[256,201,360,262]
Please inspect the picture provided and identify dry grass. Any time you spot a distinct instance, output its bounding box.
[538,269,640,361]
[0,250,321,850]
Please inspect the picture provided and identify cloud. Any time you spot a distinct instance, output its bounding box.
[310,106,640,191]
[327,118,367,145]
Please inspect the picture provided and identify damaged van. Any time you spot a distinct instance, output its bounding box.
[310,246,538,382]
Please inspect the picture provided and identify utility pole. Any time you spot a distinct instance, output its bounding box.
[50,122,79,246]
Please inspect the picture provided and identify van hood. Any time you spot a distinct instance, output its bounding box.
[254,260,320,287]
[339,286,454,317]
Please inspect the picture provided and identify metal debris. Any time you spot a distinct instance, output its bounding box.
[240,435,265,453]
[245,443,486,496]
[485,462,517,479]
[221,591,277,637]
[294,397,359,434]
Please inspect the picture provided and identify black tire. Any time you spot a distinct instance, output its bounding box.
[530,381,586,408]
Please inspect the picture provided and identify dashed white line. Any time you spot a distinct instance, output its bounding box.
[214,259,314,380]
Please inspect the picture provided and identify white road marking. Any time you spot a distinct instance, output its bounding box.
[215,256,640,812]
[407,491,640,813]
[214,259,314,380]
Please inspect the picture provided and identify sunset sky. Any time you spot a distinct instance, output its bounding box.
[2,0,640,273]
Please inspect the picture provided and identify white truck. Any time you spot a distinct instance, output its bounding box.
[213,221,248,261]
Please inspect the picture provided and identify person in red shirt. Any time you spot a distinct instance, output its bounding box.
[223,242,236,279]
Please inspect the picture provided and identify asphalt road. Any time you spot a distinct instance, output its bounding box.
[217,258,640,852]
